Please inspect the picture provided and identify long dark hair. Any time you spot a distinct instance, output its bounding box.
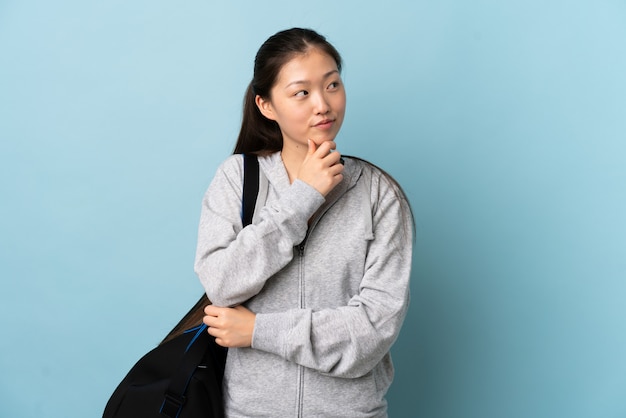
[233,28,342,155]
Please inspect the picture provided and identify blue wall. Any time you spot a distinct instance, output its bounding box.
[1,1,625,417]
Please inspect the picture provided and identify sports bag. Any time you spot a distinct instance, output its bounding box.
[103,154,260,418]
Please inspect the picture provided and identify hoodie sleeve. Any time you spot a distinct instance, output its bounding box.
[194,155,325,307]
[252,170,413,378]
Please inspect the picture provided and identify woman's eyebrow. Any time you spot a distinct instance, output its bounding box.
[284,70,339,88]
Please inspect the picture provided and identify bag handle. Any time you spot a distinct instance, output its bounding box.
[159,154,260,417]
[160,154,260,344]
[241,153,259,227]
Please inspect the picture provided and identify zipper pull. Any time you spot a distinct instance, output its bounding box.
[297,243,305,256]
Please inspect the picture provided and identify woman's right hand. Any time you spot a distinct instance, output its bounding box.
[204,305,256,348]
[297,140,344,197]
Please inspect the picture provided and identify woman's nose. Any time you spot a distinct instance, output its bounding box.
[313,93,330,114]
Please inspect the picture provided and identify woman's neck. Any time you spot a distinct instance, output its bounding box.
[280,144,307,184]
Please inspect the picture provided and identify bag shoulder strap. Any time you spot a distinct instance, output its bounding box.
[160,154,260,344]
[159,154,259,418]
[242,153,259,227]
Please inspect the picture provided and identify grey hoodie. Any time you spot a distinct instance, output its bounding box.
[194,152,413,417]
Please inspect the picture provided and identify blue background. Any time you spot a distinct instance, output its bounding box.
[1,1,625,417]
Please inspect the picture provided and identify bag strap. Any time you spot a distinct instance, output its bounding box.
[242,153,259,227]
[160,326,216,417]
[160,154,261,345]
[160,153,260,418]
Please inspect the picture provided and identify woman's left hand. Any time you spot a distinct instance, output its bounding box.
[203,305,256,348]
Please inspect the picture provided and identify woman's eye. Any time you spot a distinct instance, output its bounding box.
[295,90,309,97]
[328,81,340,89]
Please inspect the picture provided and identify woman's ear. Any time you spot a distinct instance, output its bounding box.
[255,95,276,121]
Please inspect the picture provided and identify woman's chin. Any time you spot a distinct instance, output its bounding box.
[310,136,337,146]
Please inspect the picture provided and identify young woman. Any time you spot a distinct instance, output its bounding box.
[195,28,413,417]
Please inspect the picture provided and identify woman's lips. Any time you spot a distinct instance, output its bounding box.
[314,119,334,130]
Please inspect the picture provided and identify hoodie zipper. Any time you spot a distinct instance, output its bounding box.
[294,217,323,417]
[296,240,306,417]
[292,173,357,417]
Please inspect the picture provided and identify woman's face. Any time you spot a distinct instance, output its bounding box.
[256,48,346,153]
